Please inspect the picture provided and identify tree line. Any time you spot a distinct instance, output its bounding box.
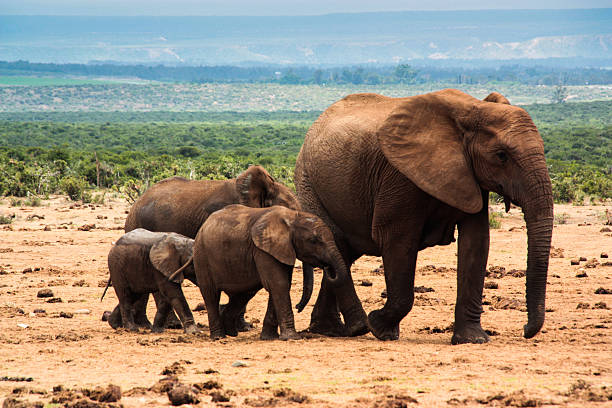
[3,60,612,85]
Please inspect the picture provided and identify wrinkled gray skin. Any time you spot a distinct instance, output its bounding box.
[194,205,348,341]
[120,165,300,330]
[106,228,200,334]
[295,90,553,343]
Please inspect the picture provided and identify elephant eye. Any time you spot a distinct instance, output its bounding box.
[496,151,508,163]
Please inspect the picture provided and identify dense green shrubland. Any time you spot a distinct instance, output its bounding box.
[0,101,609,203]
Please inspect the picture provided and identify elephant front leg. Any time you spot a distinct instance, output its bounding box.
[452,212,490,345]
[152,296,172,333]
[152,292,182,329]
[368,241,418,341]
[158,281,201,335]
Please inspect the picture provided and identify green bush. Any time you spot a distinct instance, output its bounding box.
[60,177,89,201]
[489,210,504,229]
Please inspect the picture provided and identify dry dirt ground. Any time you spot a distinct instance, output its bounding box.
[0,195,610,407]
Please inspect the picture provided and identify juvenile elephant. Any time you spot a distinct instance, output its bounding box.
[105,228,199,334]
[192,205,348,340]
[294,89,553,344]
[123,165,300,330]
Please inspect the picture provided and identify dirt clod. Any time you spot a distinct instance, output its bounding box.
[193,380,223,391]
[595,287,611,294]
[593,302,608,309]
[570,259,580,265]
[167,385,200,406]
[150,376,180,394]
[484,281,499,289]
[601,252,609,258]
[272,388,310,404]
[59,311,73,318]
[576,302,590,309]
[82,384,121,402]
[46,297,62,303]
[414,286,434,293]
[161,361,186,375]
[210,390,231,402]
[2,398,44,408]
[193,302,206,311]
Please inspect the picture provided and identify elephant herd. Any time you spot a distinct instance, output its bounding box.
[103,89,554,345]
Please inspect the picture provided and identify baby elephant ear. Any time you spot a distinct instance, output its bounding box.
[150,238,184,284]
[251,210,296,266]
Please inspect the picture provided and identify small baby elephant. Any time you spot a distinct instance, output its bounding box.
[192,204,348,340]
[105,228,200,334]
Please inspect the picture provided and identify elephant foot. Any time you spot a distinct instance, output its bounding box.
[307,320,347,337]
[345,318,370,337]
[151,325,165,334]
[279,331,301,341]
[260,327,279,340]
[210,330,226,341]
[165,314,183,330]
[451,324,489,345]
[368,309,400,341]
[237,316,254,332]
[101,310,112,322]
[184,324,202,335]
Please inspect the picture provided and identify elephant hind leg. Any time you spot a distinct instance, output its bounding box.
[261,296,279,340]
[133,293,152,329]
[221,292,255,337]
[368,241,418,341]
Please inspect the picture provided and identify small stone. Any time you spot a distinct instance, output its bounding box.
[570,259,580,265]
[601,253,609,259]
[33,309,45,314]
[22,267,33,274]
[37,289,53,298]
[359,279,373,287]
[414,286,435,293]
[600,227,612,233]
[59,311,73,318]
[231,360,248,367]
[46,297,62,303]
[575,269,588,278]
[17,323,29,329]
[74,309,90,314]
[43,225,52,231]
[579,256,587,262]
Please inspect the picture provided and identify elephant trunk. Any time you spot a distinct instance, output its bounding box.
[295,263,314,313]
[519,165,554,339]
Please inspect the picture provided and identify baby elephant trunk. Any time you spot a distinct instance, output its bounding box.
[295,263,314,313]
[295,251,348,313]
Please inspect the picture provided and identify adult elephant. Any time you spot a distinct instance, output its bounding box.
[294,89,553,344]
[123,165,300,329]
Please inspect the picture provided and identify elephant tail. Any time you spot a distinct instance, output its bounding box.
[100,278,111,301]
[295,262,314,313]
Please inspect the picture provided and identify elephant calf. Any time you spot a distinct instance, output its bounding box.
[105,228,199,334]
[192,205,348,340]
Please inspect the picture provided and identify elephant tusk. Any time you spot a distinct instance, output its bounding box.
[167,255,193,282]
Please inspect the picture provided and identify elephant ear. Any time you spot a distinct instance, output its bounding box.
[150,237,184,284]
[236,166,275,208]
[483,92,510,105]
[377,89,483,214]
[251,209,296,266]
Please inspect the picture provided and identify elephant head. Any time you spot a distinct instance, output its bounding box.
[236,166,300,211]
[377,89,553,338]
[251,207,348,312]
[150,234,195,284]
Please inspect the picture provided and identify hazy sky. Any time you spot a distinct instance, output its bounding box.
[2,0,610,16]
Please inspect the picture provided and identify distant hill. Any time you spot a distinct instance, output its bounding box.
[0,10,611,65]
